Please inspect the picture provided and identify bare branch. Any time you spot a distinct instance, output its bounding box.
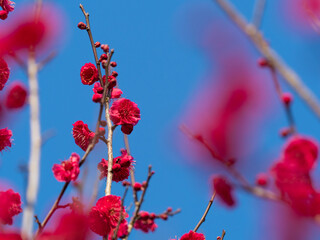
[213,0,320,119]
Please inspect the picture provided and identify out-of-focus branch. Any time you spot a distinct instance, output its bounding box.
[180,125,280,201]
[193,192,216,232]
[213,0,320,119]
[252,0,266,28]
[21,51,41,239]
[38,51,56,71]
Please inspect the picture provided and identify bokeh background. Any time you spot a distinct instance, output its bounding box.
[2,0,320,239]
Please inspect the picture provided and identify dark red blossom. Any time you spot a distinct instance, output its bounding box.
[89,195,126,236]
[0,0,14,13]
[133,211,157,233]
[37,213,90,240]
[80,63,99,85]
[0,232,22,240]
[52,153,80,182]
[5,82,27,109]
[0,58,9,90]
[109,98,140,126]
[0,128,12,152]
[72,121,96,151]
[271,135,320,216]
[121,124,134,135]
[213,176,235,207]
[0,4,61,55]
[98,149,134,182]
[282,135,318,171]
[180,231,205,240]
[0,10,7,20]
[0,189,22,225]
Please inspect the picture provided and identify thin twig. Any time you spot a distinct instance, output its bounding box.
[124,134,138,205]
[79,4,103,85]
[194,192,216,232]
[34,215,42,230]
[123,166,154,240]
[221,229,226,240]
[180,125,280,201]
[22,51,41,239]
[213,0,320,119]
[112,186,129,240]
[270,69,296,133]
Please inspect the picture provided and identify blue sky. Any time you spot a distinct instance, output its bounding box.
[2,0,320,239]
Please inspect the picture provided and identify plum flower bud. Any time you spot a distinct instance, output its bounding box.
[0,10,8,20]
[282,92,293,105]
[101,44,109,53]
[111,88,123,99]
[280,127,291,137]
[121,124,134,135]
[102,75,117,89]
[98,127,105,136]
[159,214,168,220]
[100,54,108,60]
[110,61,117,67]
[5,82,27,109]
[111,71,118,77]
[133,182,142,191]
[255,173,268,186]
[122,180,131,186]
[92,93,102,103]
[257,58,270,68]
[95,41,101,48]
[77,22,86,30]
